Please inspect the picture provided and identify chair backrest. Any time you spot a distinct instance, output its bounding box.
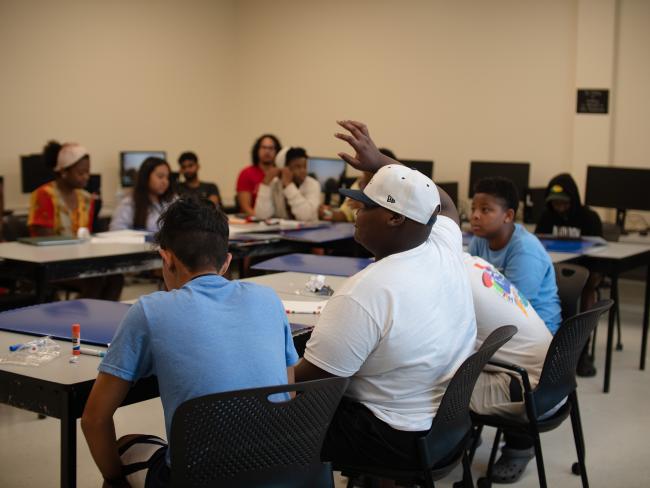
[170,377,348,488]
[533,299,613,415]
[417,325,518,468]
[554,263,589,320]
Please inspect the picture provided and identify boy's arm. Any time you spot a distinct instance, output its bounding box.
[81,373,131,484]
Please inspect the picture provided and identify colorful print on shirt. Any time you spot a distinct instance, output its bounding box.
[473,260,530,317]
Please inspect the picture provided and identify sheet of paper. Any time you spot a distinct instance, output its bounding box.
[282,300,328,314]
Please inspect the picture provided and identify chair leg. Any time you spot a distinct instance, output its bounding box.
[461,450,474,488]
[590,327,597,360]
[529,426,547,488]
[615,299,623,351]
[424,469,436,488]
[569,392,590,488]
[468,424,484,464]
[485,428,502,480]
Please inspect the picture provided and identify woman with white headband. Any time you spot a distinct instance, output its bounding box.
[28,141,94,237]
[27,140,123,300]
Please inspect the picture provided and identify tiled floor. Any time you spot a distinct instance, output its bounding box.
[1,279,649,487]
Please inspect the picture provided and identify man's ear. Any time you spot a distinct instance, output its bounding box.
[504,208,516,223]
[158,248,175,272]
[387,212,406,227]
[218,253,233,276]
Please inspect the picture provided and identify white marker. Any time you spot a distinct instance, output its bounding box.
[79,347,106,357]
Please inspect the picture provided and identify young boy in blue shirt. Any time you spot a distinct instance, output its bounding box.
[82,197,298,488]
[469,176,562,483]
[469,177,561,334]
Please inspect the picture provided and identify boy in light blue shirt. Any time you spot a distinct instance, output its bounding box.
[469,177,561,334]
[469,176,561,483]
[82,197,298,488]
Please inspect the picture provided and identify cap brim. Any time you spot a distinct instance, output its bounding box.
[339,188,379,207]
[546,194,570,203]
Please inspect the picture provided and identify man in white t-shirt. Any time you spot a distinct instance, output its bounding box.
[294,120,477,470]
[465,253,560,484]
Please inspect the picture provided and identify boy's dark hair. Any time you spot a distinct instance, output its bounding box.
[155,197,229,272]
[285,147,308,166]
[178,151,198,165]
[251,134,282,165]
[474,177,519,213]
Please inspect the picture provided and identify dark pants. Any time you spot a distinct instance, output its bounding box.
[321,397,428,470]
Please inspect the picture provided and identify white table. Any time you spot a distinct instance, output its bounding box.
[0,271,334,488]
[563,241,650,392]
[0,241,161,302]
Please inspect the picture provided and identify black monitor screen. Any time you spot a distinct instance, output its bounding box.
[120,151,166,187]
[84,174,101,195]
[21,154,55,193]
[401,159,434,179]
[585,165,650,211]
[524,187,547,224]
[468,161,530,200]
[437,181,458,208]
[307,157,346,191]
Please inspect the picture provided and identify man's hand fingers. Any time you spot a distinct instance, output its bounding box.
[347,120,370,137]
[334,132,361,151]
[338,152,362,169]
[337,120,367,142]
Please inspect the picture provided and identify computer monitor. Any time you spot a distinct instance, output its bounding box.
[585,165,650,229]
[120,151,166,187]
[524,187,547,224]
[85,174,101,195]
[436,181,458,209]
[401,159,434,179]
[468,161,530,200]
[307,157,346,191]
[21,154,55,193]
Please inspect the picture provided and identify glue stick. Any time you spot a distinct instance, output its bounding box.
[72,323,81,356]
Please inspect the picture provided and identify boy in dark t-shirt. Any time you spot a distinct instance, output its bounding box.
[177,151,222,208]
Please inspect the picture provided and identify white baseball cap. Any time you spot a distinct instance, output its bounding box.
[340,164,440,225]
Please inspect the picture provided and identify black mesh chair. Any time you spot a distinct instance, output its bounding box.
[554,263,589,320]
[469,300,614,488]
[338,325,518,488]
[170,377,349,488]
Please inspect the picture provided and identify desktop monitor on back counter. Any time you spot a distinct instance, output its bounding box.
[120,151,166,187]
[21,154,101,196]
[436,181,458,209]
[307,157,346,191]
[21,154,55,193]
[468,161,530,201]
[585,165,650,229]
[401,159,434,179]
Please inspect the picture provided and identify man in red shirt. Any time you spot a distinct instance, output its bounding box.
[236,134,282,215]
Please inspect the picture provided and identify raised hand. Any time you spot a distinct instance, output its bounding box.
[334,120,396,173]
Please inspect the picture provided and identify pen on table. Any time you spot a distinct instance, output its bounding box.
[80,347,106,357]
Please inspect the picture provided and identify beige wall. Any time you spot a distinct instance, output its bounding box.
[232,0,578,214]
[0,0,236,209]
[0,0,647,220]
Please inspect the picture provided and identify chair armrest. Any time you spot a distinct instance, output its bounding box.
[487,359,533,393]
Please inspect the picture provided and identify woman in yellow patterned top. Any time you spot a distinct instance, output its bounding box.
[28,141,94,236]
[27,141,123,300]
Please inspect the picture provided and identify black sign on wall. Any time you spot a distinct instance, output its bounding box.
[577,89,609,114]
